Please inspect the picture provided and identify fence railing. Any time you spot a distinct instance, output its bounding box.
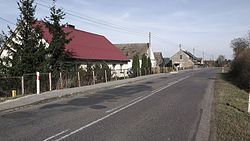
[0,67,173,98]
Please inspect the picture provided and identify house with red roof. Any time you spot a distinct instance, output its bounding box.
[0,21,129,74]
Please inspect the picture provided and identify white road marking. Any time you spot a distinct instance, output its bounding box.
[114,84,127,88]
[152,76,189,93]
[43,129,69,141]
[105,96,143,113]
[55,75,190,141]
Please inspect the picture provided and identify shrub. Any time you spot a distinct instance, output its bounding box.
[230,48,250,88]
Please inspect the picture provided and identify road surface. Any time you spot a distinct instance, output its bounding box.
[0,68,217,141]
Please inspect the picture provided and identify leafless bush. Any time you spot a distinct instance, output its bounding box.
[230,48,250,88]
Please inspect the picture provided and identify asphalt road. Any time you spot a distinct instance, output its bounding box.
[0,68,218,141]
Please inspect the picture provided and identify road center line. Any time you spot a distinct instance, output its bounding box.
[105,96,143,113]
[43,129,69,141]
[55,75,190,141]
[114,84,127,88]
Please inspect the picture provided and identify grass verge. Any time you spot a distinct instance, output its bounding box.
[214,73,250,141]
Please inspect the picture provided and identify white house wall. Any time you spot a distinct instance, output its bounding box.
[0,49,8,59]
[0,33,49,60]
[148,45,157,68]
[171,50,195,69]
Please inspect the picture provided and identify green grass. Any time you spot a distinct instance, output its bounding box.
[215,73,250,141]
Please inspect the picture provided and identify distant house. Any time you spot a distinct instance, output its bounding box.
[154,52,164,67]
[153,52,164,73]
[114,43,156,71]
[0,21,129,72]
[171,49,203,69]
[163,58,171,67]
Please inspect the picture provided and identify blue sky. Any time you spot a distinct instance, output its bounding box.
[1,0,250,59]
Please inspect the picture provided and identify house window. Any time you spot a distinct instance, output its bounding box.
[180,55,183,60]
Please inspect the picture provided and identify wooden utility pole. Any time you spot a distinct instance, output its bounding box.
[149,32,151,47]
[148,32,152,59]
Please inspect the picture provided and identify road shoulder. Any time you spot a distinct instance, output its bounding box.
[195,76,215,141]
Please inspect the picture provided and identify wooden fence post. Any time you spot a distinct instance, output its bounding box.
[124,69,126,79]
[92,71,95,85]
[77,71,81,87]
[60,72,63,89]
[115,70,118,81]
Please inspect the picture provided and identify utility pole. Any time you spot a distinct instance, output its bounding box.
[148,32,155,68]
[193,48,195,56]
[149,32,151,47]
[178,44,182,72]
[203,51,205,60]
[148,32,151,58]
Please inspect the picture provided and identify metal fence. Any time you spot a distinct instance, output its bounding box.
[0,67,173,98]
[0,77,22,97]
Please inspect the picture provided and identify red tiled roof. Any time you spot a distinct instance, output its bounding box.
[35,21,129,62]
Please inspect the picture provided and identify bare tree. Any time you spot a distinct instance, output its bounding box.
[231,37,249,58]
[230,32,250,88]
[216,55,225,67]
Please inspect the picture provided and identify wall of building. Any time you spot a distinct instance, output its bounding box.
[171,50,194,69]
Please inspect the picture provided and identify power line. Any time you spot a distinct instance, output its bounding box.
[3,0,147,39]
[4,0,145,36]
[3,0,215,58]
[2,0,148,42]
[153,34,179,46]
[35,1,147,37]
[37,0,148,35]
[6,0,186,48]
[0,16,15,25]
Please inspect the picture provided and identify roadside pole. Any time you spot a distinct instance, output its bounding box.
[49,73,52,91]
[21,76,24,95]
[60,72,63,89]
[92,71,95,85]
[105,70,107,83]
[115,71,118,81]
[77,72,81,87]
[36,72,40,94]
[124,70,126,79]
